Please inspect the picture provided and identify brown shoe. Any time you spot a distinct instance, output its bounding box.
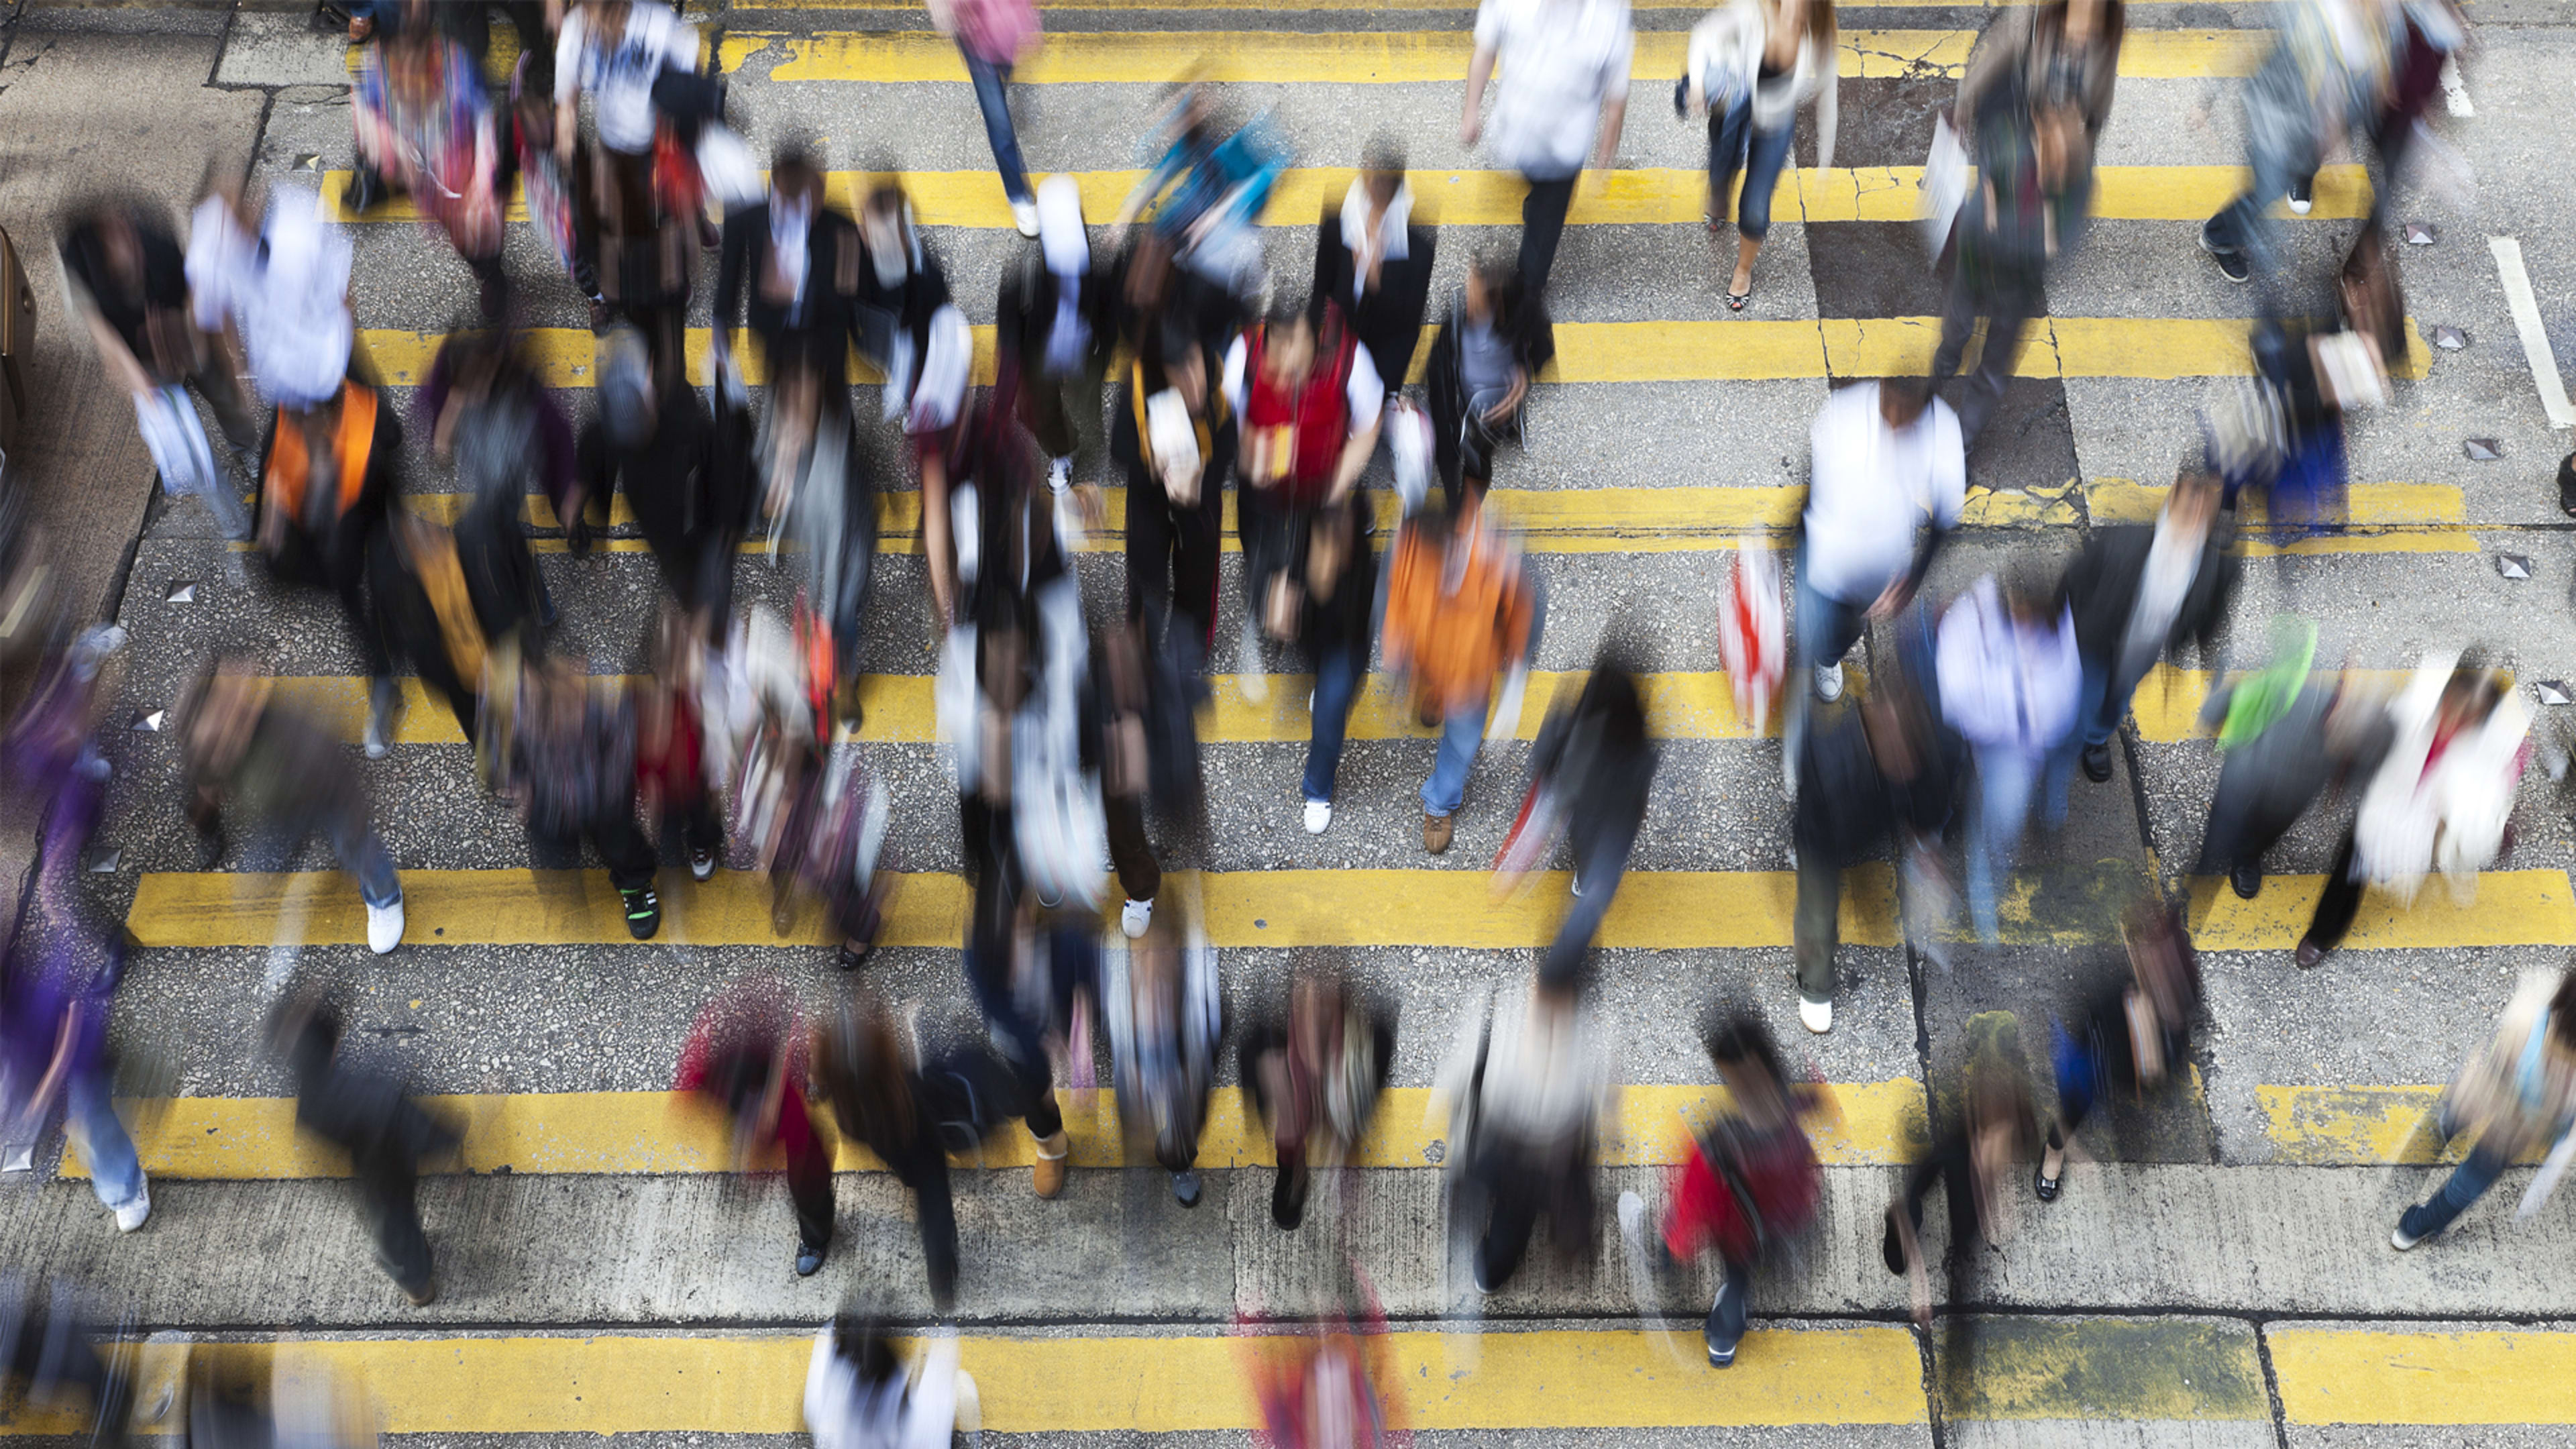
[1032,1131,1070,1198]
[1424,810,1454,855]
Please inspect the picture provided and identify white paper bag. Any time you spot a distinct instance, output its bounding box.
[1920,116,1969,261]
[1387,397,1435,517]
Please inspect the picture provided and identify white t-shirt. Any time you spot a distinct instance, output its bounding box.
[557,2,700,156]
[1801,381,1966,604]
[1473,0,1635,178]
[1220,334,1387,433]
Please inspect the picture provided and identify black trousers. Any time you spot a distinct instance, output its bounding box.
[1106,792,1161,904]
[537,816,659,892]
[786,1128,835,1253]
[1518,173,1580,294]
[1125,462,1223,649]
[2304,825,2365,951]
[360,1160,433,1293]
[885,1132,961,1309]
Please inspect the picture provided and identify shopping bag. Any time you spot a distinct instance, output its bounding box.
[1919,117,1969,261]
[1717,538,1786,733]
[1386,397,1435,517]
[133,386,218,501]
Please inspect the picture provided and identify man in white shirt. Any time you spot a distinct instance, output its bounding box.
[1462,0,1633,294]
[1798,378,1967,702]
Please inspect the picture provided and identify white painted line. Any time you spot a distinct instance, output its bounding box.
[2440,56,2473,117]
[2490,236,2576,430]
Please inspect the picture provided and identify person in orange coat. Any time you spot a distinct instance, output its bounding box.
[1383,496,1539,853]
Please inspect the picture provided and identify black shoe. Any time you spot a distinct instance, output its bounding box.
[2199,223,2251,283]
[1272,1165,1309,1231]
[2230,862,2263,900]
[2035,1126,2063,1202]
[1171,1169,1202,1208]
[835,941,873,973]
[1882,1208,1909,1277]
[795,1240,826,1277]
[342,166,390,215]
[2080,741,2113,783]
[1471,1244,1502,1295]
[1703,1264,1748,1368]
[2286,176,2314,215]
[621,885,661,941]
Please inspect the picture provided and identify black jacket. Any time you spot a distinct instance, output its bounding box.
[998,250,1113,380]
[1311,214,1437,392]
[1794,708,1955,868]
[714,200,869,377]
[1428,286,1556,413]
[2061,521,2238,667]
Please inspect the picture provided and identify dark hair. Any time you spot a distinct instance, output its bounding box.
[1577,664,1649,753]
[1880,375,1933,416]
[829,1314,904,1387]
[771,143,821,195]
[1705,1008,1787,1090]
[2554,969,2576,1050]
[1263,297,1311,335]
[1362,135,1407,180]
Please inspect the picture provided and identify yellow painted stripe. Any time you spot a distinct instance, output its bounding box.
[356,317,2430,388]
[1936,1318,2266,1421]
[323,163,2371,227]
[723,28,2263,83]
[2269,1326,2576,1426]
[71,1077,1924,1179]
[123,865,1906,951]
[2187,868,2576,952]
[2253,1083,2559,1167]
[32,1327,1926,1438]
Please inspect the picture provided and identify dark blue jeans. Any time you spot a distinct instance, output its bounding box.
[1302,643,1366,804]
[1736,119,1797,241]
[963,49,1032,205]
[2399,1145,2508,1240]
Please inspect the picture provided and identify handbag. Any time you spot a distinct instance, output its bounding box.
[1386,397,1435,516]
[133,386,219,501]
[1919,117,1970,261]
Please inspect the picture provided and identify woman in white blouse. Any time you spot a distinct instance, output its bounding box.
[1683,0,1838,312]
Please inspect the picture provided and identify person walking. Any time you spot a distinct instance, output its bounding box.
[1461,0,1633,294]
[930,0,1043,237]
[348,23,512,313]
[60,197,262,540]
[495,656,664,941]
[714,144,868,388]
[2192,621,2387,900]
[1882,1020,2040,1324]
[998,175,1112,500]
[1933,0,2119,442]
[2031,903,2200,1202]
[1,949,148,1234]
[1116,316,1234,659]
[1244,970,1395,1230]
[1684,0,1837,311]
[182,667,407,955]
[1795,377,1964,707]
[1441,977,1606,1293]
[1384,498,1538,854]
[1424,256,1554,508]
[252,376,403,755]
[1527,659,1656,991]
[2390,965,2576,1251]
[1935,572,2080,942]
[1792,685,1953,1032]
[2196,0,2400,287]
[805,1315,967,1448]
[2057,472,2237,788]
[676,983,837,1277]
[1312,140,1438,404]
[277,999,460,1305]
[2296,653,2526,967]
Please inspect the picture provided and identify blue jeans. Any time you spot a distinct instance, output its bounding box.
[1967,745,2045,943]
[1421,701,1487,819]
[1303,644,1365,804]
[1542,816,1639,989]
[2399,1145,2508,1240]
[1736,119,1798,242]
[963,50,1032,205]
[2075,650,2154,751]
[68,1068,142,1212]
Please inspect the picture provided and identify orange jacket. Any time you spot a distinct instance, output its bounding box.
[1384,506,1532,718]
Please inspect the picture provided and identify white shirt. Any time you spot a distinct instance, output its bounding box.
[205,194,351,409]
[1220,335,1386,433]
[1801,382,1966,604]
[804,1332,957,1449]
[2120,515,2200,676]
[1473,0,1634,178]
[1936,576,2080,755]
[556,2,699,156]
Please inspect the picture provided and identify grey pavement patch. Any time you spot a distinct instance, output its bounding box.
[211,10,352,89]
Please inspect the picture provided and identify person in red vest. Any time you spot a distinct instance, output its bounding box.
[1220,299,1384,682]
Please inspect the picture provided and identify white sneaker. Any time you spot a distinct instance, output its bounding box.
[363,714,390,760]
[366,896,406,955]
[1812,661,1845,702]
[2390,1222,2424,1252]
[690,847,716,882]
[1047,456,1073,496]
[1570,873,1582,898]
[113,1180,150,1233]
[1303,800,1332,835]
[1799,997,1834,1034]
[1012,199,1040,237]
[1616,1189,1646,1238]
[1121,897,1152,938]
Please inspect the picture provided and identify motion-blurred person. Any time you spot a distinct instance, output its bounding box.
[494,656,663,940]
[806,1314,968,1448]
[677,981,835,1276]
[2033,902,2200,1202]
[1425,255,1554,508]
[1796,377,1963,708]
[1619,1012,1826,1367]
[557,0,702,360]
[2214,230,2406,539]
[187,186,355,414]
[2059,472,2237,787]
[1108,228,1238,380]
[60,195,260,539]
[1683,0,1837,311]
[1114,84,1288,299]
[639,609,724,885]
[2192,619,2387,899]
[1525,659,1656,990]
[1313,140,1436,406]
[1000,176,1112,503]
[1933,0,2117,443]
[0,1277,133,1437]
[714,144,866,387]
[1244,970,1395,1230]
[2389,965,2576,1251]
[1095,622,1169,938]
[2298,651,2526,967]
[2,942,146,1235]
[584,325,749,625]
[959,866,1083,1201]
[182,667,406,954]
[930,0,1043,235]
[2291,0,2463,230]
[253,375,402,753]
[1792,685,1955,1032]
[1224,299,1383,686]
[1462,0,1633,293]
[1882,1020,2039,1321]
[1385,498,1538,853]
[1936,572,2080,942]
[817,991,1034,1309]
[853,181,973,629]
[348,18,511,313]
[2197,0,2400,287]
[727,610,890,969]
[363,511,531,745]
[424,327,578,570]
[1106,901,1220,1206]
[1117,316,1234,657]
[761,354,877,720]
[1294,492,1380,836]
[1248,1305,1401,1449]
[1440,978,1605,1293]
[277,998,461,1304]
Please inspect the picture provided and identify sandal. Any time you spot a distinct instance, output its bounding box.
[2034,1126,2063,1202]
[1725,286,1751,313]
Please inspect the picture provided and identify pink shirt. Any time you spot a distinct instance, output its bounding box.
[947,0,1038,64]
